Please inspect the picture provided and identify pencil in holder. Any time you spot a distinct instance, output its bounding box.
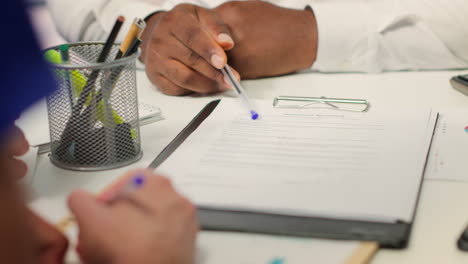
[45,42,142,171]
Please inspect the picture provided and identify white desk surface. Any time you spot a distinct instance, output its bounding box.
[31,69,468,264]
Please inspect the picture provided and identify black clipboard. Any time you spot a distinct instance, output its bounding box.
[148,99,438,249]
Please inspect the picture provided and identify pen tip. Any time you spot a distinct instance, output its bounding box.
[250,111,259,120]
[132,174,145,187]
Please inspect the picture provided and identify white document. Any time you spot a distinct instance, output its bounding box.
[426,108,468,181]
[157,98,436,223]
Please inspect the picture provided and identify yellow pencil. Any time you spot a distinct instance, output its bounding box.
[115,18,146,59]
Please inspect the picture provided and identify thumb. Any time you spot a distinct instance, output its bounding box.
[199,8,234,50]
[68,190,109,233]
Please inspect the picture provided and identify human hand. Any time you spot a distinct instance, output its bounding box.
[68,170,198,264]
[29,210,69,264]
[0,183,68,264]
[0,125,68,264]
[0,125,30,180]
[214,1,318,79]
[141,4,240,95]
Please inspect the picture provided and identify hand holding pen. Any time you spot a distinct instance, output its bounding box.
[141,4,238,95]
[67,170,199,264]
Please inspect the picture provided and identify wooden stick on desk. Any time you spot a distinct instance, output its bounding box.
[345,242,379,264]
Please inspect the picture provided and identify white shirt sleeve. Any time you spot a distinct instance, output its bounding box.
[48,0,468,72]
[47,0,178,42]
[305,0,468,72]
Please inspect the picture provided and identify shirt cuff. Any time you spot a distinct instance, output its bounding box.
[309,2,371,72]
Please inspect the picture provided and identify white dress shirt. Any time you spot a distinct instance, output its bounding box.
[47,0,468,72]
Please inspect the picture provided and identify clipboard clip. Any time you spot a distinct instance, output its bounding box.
[273,96,370,112]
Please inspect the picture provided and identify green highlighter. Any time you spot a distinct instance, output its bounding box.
[44,48,87,96]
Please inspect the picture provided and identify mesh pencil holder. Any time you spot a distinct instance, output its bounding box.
[45,42,142,171]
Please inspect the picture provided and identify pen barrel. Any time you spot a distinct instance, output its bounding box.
[237,91,254,109]
[44,42,142,171]
[222,65,259,119]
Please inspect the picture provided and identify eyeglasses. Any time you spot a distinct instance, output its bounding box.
[273,96,370,112]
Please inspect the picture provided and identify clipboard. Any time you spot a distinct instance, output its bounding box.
[148,99,438,249]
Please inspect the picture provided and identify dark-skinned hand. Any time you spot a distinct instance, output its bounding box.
[141,3,240,96]
[214,1,318,79]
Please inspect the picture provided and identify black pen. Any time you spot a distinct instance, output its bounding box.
[75,15,125,112]
[86,37,142,116]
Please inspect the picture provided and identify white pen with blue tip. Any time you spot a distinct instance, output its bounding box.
[108,173,146,202]
[221,65,260,120]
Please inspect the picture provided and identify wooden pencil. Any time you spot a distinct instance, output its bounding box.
[115,18,146,59]
[345,241,379,264]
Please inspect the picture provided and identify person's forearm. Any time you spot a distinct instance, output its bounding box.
[266,5,318,74]
[214,1,319,79]
[293,6,318,71]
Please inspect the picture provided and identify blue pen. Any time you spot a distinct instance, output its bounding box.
[109,174,145,202]
[222,65,259,120]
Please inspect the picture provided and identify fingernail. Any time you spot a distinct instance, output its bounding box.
[211,54,225,69]
[217,33,234,45]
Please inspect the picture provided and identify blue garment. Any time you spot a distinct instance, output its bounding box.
[0,1,55,136]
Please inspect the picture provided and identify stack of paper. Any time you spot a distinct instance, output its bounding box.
[426,108,468,181]
[157,98,437,223]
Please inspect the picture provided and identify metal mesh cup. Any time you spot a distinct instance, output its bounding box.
[45,42,142,171]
